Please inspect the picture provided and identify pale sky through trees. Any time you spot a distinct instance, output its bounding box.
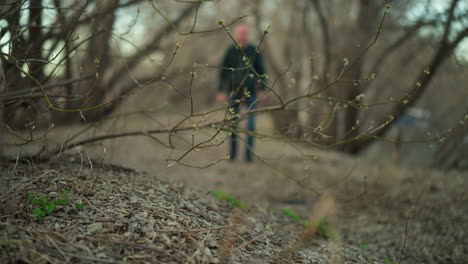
[0,0,466,66]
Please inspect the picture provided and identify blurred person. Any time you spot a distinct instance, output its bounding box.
[217,24,267,162]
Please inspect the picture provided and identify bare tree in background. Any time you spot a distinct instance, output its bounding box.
[0,0,196,126]
[254,0,467,155]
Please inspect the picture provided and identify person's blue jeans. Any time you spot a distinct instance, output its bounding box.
[229,96,257,162]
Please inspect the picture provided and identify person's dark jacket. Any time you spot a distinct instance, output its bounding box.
[218,44,266,99]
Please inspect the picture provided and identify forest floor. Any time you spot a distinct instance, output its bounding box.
[1,134,467,263]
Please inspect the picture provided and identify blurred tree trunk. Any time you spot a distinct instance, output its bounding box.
[79,1,119,122]
[308,0,336,142]
[287,2,306,137]
[340,0,380,152]
[3,2,23,92]
[53,0,73,112]
[252,0,263,36]
[309,0,330,85]
[27,0,44,83]
[256,0,302,136]
[3,2,27,125]
[272,2,304,137]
